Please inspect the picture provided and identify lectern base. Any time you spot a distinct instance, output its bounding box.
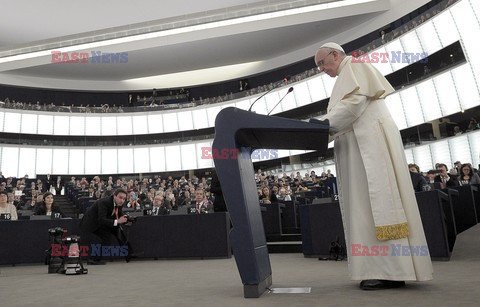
[244,274,272,298]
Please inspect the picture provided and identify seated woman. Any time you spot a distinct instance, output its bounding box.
[0,190,18,220]
[458,163,480,185]
[125,191,142,210]
[34,192,64,218]
[260,187,278,205]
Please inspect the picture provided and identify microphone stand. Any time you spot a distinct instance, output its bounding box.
[247,77,290,112]
[248,87,276,112]
[267,87,294,116]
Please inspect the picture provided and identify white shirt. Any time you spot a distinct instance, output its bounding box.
[0,203,18,220]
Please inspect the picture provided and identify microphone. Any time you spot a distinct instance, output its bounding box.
[247,76,291,112]
[267,87,294,116]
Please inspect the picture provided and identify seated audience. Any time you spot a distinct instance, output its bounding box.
[457,163,480,185]
[295,183,309,193]
[125,191,142,210]
[22,193,43,210]
[271,185,279,196]
[0,190,18,220]
[188,189,212,214]
[34,192,64,218]
[409,170,430,192]
[467,117,478,131]
[408,163,420,173]
[426,170,437,184]
[277,187,292,201]
[434,163,458,188]
[178,190,192,207]
[140,192,153,209]
[8,192,22,210]
[164,190,176,210]
[260,187,278,205]
[151,194,169,216]
[94,190,102,200]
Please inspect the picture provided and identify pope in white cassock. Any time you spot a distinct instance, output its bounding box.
[315,43,433,290]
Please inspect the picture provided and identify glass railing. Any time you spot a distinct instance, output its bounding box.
[0,0,458,114]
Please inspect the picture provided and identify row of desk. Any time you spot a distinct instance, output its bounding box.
[299,185,479,260]
[2,185,478,264]
[0,213,231,265]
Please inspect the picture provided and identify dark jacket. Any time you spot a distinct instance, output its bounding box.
[80,196,122,233]
[434,174,458,187]
[151,206,169,216]
[187,201,213,214]
[33,202,64,218]
[210,172,227,212]
[409,171,428,192]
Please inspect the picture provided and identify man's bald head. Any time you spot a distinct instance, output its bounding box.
[314,42,346,77]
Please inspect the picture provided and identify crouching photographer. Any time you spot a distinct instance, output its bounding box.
[80,188,137,265]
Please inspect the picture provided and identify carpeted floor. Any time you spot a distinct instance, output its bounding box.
[1,224,479,307]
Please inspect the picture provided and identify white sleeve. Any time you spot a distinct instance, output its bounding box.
[11,205,18,221]
[321,94,369,135]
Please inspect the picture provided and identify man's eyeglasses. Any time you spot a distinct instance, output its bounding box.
[316,51,334,71]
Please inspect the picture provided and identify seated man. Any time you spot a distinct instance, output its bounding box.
[22,193,43,210]
[277,187,292,201]
[410,171,429,192]
[151,194,169,216]
[188,189,213,214]
[434,163,458,188]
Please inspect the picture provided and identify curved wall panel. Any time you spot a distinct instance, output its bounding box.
[1,0,480,176]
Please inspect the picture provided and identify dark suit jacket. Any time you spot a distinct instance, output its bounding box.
[409,171,428,192]
[210,172,227,212]
[151,206,169,216]
[80,196,122,233]
[54,177,63,193]
[434,174,458,187]
[187,201,213,214]
[45,176,53,191]
[33,202,64,218]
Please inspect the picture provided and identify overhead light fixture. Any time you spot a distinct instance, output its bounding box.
[0,0,376,65]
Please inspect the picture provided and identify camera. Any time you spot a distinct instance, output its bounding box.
[48,227,66,237]
[62,235,80,243]
[124,214,137,224]
[46,228,87,275]
[327,237,346,261]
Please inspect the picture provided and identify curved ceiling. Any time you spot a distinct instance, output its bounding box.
[0,0,430,91]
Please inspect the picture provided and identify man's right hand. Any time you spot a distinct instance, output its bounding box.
[118,216,128,224]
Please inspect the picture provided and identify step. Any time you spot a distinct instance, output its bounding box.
[267,241,303,253]
[266,233,301,242]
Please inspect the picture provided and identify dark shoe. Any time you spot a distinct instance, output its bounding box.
[125,256,135,263]
[125,252,141,263]
[360,279,405,290]
[87,259,106,265]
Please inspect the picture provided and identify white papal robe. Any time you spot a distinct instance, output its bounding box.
[321,56,433,281]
